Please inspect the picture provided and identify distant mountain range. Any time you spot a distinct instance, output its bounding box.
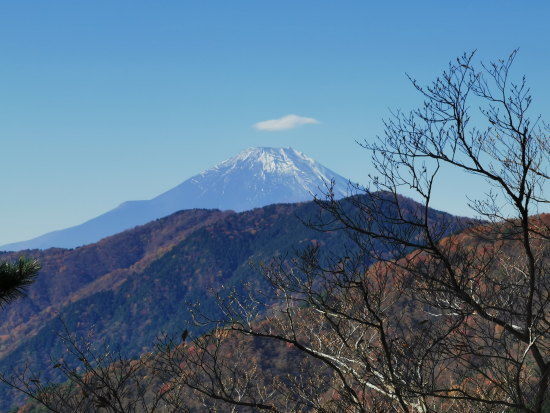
[1,147,351,251]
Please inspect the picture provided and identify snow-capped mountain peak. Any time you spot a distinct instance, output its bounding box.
[179,147,349,206]
[2,147,351,250]
[206,147,332,179]
[216,147,326,176]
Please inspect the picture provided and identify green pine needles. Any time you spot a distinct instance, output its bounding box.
[0,257,40,307]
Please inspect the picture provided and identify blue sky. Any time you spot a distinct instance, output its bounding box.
[1,1,549,245]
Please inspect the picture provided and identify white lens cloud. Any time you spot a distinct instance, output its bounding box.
[253,114,319,131]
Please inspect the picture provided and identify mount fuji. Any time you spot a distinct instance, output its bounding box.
[2,147,351,251]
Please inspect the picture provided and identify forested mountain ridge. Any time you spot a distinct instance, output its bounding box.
[16,207,521,413]
[0,195,463,410]
[0,209,230,360]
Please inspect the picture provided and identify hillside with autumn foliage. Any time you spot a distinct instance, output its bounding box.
[0,194,466,410]
[16,214,547,412]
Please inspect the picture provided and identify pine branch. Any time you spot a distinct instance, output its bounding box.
[0,257,41,307]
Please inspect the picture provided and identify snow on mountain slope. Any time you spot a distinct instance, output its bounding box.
[153,147,350,211]
[2,147,351,251]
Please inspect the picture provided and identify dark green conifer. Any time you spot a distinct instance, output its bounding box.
[0,257,40,307]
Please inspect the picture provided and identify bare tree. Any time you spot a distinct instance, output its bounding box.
[172,51,549,412]
[1,323,189,412]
